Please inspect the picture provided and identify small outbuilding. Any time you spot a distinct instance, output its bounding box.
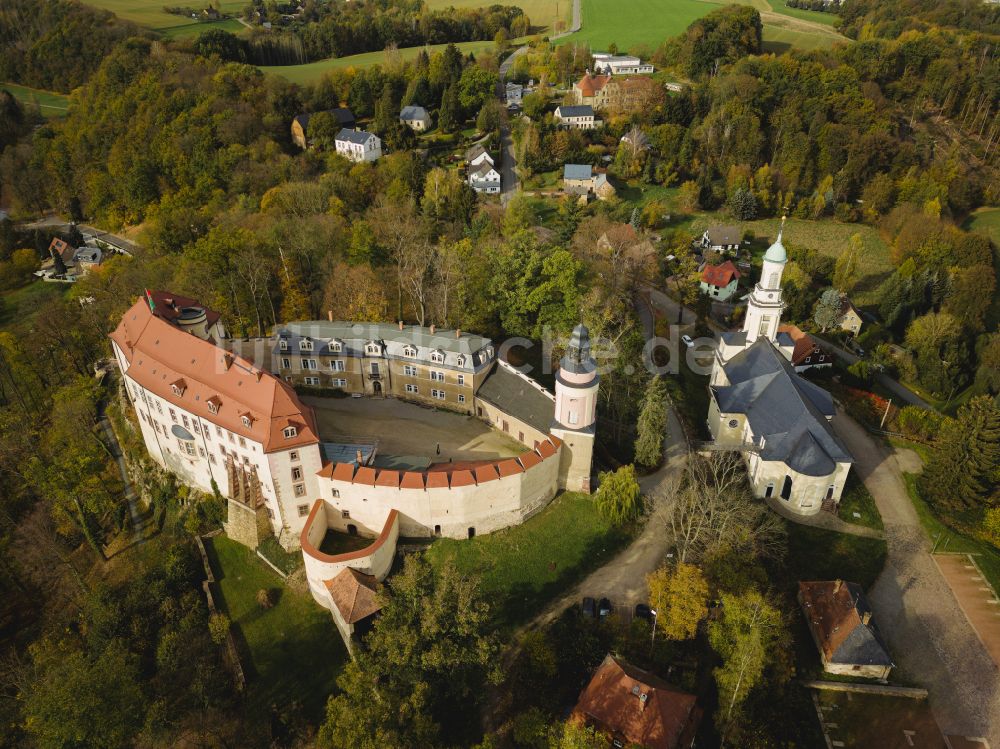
[326,567,383,655]
[399,105,432,131]
[700,225,744,254]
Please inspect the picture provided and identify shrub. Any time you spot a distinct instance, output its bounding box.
[897,405,942,442]
[256,588,275,609]
[208,613,230,644]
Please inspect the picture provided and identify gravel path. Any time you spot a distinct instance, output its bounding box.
[832,412,1000,745]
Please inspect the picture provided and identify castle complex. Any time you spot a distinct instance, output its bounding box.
[110,291,598,644]
[707,223,854,515]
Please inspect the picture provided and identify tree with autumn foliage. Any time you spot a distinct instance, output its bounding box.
[647,562,710,640]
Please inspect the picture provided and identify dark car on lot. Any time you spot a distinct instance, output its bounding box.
[581,597,596,618]
[634,603,653,621]
[598,598,612,617]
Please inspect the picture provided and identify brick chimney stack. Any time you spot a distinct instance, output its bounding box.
[356,449,363,465]
[398,320,404,331]
[430,324,436,335]
[833,579,843,594]
[328,310,333,321]
[862,611,871,626]
[456,328,461,338]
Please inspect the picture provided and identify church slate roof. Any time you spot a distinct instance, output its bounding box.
[713,338,852,476]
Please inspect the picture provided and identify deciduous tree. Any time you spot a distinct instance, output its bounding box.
[646,562,710,640]
[594,465,643,525]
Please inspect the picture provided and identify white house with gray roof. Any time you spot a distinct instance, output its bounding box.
[399,105,431,131]
[708,220,853,515]
[334,128,382,162]
[554,104,599,130]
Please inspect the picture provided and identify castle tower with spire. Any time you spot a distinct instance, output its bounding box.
[552,324,599,493]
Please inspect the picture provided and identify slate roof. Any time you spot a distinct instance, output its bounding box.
[325,568,382,624]
[564,163,593,181]
[704,224,743,247]
[470,162,499,179]
[294,108,355,130]
[557,104,594,118]
[399,105,429,121]
[465,144,493,164]
[475,362,555,434]
[571,655,700,749]
[336,128,374,145]
[799,580,893,668]
[713,338,852,475]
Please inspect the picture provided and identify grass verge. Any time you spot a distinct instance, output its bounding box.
[204,535,348,719]
[424,491,632,629]
[785,523,887,589]
[837,472,883,531]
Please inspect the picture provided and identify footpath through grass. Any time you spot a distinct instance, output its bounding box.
[204,535,348,719]
[425,491,632,629]
[1,83,69,118]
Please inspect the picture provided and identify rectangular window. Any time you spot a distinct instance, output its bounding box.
[403,364,417,377]
[169,409,177,423]
[758,316,771,337]
[279,339,288,351]
[370,362,379,374]
[568,411,579,425]
[192,421,200,434]
[431,370,445,382]
[198,447,205,457]
[281,357,291,369]
[342,510,350,519]
[457,374,465,386]
[239,437,247,448]
[431,389,446,400]
[156,401,163,414]
[228,431,234,443]
[216,426,223,438]
[204,426,210,441]
[182,415,189,428]
[294,483,306,497]
[458,394,466,403]
[332,488,340,498]
[302,359,318,370]
[332,378,347,387]
[298,504,310,517]
[405,384,418,394]
[290,451,299,462]
[299,339,313,351]
[329,360,345,371]
[292,467,303,481]
[209,453,216,464]
[305,376,320,385]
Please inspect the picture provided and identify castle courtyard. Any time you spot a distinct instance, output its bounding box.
[302,395,526,463]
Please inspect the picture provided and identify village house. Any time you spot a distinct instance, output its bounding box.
[620,127,650,151]
[700,260,741,301]
[591,52,654,75]
[571,655,700,749]
[799,580,894,680]
[700,224,744,254]
[505,81,524,106]
[837,297,864,336]
[779,324,834,372]
[554,104,599,130]
[334,128,382,163]
[710,222,854,515]
[466,144,493,168]
[291,108,356,149]
[468,161,501,194]
[572,72,612,108]
[399,105,432,132]
[563,164,613,200]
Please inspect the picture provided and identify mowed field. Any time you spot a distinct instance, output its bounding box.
[83,0,246,35]
[1,83,69,117]
[261,40,505,84]
[964,206,1000,247]
[562,0,845,53]
[425,0,571,35]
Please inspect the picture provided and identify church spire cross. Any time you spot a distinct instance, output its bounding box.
[777,214,787,243]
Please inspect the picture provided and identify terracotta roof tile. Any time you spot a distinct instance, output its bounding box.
[496,458,524,477]
[399,471,425,489]
[352,466,377,486]
[324,568,382,624]
[701,260,740,288]
[375,469,400,488]
[474,465,500,483]
[330,462,356,481]
[425,472,450,489]
[449,469,475,487]
[537,439,557,458]
[518,451,542,470]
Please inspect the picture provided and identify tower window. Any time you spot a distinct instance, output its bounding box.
[768,272,779,288]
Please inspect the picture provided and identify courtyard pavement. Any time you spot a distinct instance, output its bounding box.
[302,396,524,463]
[832,411,1000,746]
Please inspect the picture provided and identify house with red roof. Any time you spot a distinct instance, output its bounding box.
[778,324,833,372]
[699,260,741,301]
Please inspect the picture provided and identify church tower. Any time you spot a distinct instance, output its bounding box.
[742,218,787,345]
[551,324,599,493]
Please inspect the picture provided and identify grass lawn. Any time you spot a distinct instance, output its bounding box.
[83,0,245,31]
[785,523,887,589]
[902,472,1000,592]
[261,40,504,84]
[204,535,348,719]
[425,0,570,35]
[561,0,845,52]
[1,83,69,118]
[963,206,1000,246]
[424,491,632,629]
[837,472,884,532]
[523,169,563,191]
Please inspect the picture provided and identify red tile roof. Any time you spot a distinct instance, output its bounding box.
[325,568,382,624]
[778,324,833,367]
[110,296,318,454]
[575,72,611,97]
[145,289,222,332]
[700,260,740,288]
[375,469,400,488]
[571,655,700,749]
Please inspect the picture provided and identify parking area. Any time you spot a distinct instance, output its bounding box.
[303,395,525,463]
[932,554,1000,669]
[812,690,947,749]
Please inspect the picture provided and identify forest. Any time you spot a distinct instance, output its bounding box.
[0,0,998,745]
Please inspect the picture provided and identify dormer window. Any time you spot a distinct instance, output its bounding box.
[207,396,221,415]
[366,342,381,355]
[283,425,297,439]
[403,345,418,358]
[430,350,445,363]
[241,413,253,429]
[330,339,342,353]
[456,354,466,367]
[299,339,313,351]
[279,339,288,351]
[170,379,186,397]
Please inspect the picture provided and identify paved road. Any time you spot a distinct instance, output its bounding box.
[550,0,582,38]
[812,333,933,410]
[19,214,139,255]
[831,411,1000,746]
[497,46,528,206]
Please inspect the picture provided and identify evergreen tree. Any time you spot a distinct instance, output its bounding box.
[813,287,842,332]
[728,187,758,220]
[634,376,667,467]
[438,85,460,134]
[920,397,1000,512]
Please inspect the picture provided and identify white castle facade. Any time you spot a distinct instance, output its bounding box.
[110,292,599,644]
[707,224,854,516]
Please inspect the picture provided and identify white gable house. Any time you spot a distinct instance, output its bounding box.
[335,128,382,163]
[554,105,599,130]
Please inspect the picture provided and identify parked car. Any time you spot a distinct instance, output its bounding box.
[634,603,652,621]
[681,334,694,348]
[598,597,612,618]
[581,597,596,618]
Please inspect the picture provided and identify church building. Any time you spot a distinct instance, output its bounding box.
[707,222,853,516]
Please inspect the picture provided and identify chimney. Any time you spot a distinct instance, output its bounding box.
[356,449,363,465]
[862,611,871,626]
[430,324,436,335]
[223,353,234,370]
[255,370,263,382]
[639,693,648,711]
[398,320,404,331]
[456,328,461,338]
[833,579,843,594]
[328,310,333,322]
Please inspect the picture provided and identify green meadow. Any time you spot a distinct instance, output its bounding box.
[1,83,69,117]
[83,0,246,33]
